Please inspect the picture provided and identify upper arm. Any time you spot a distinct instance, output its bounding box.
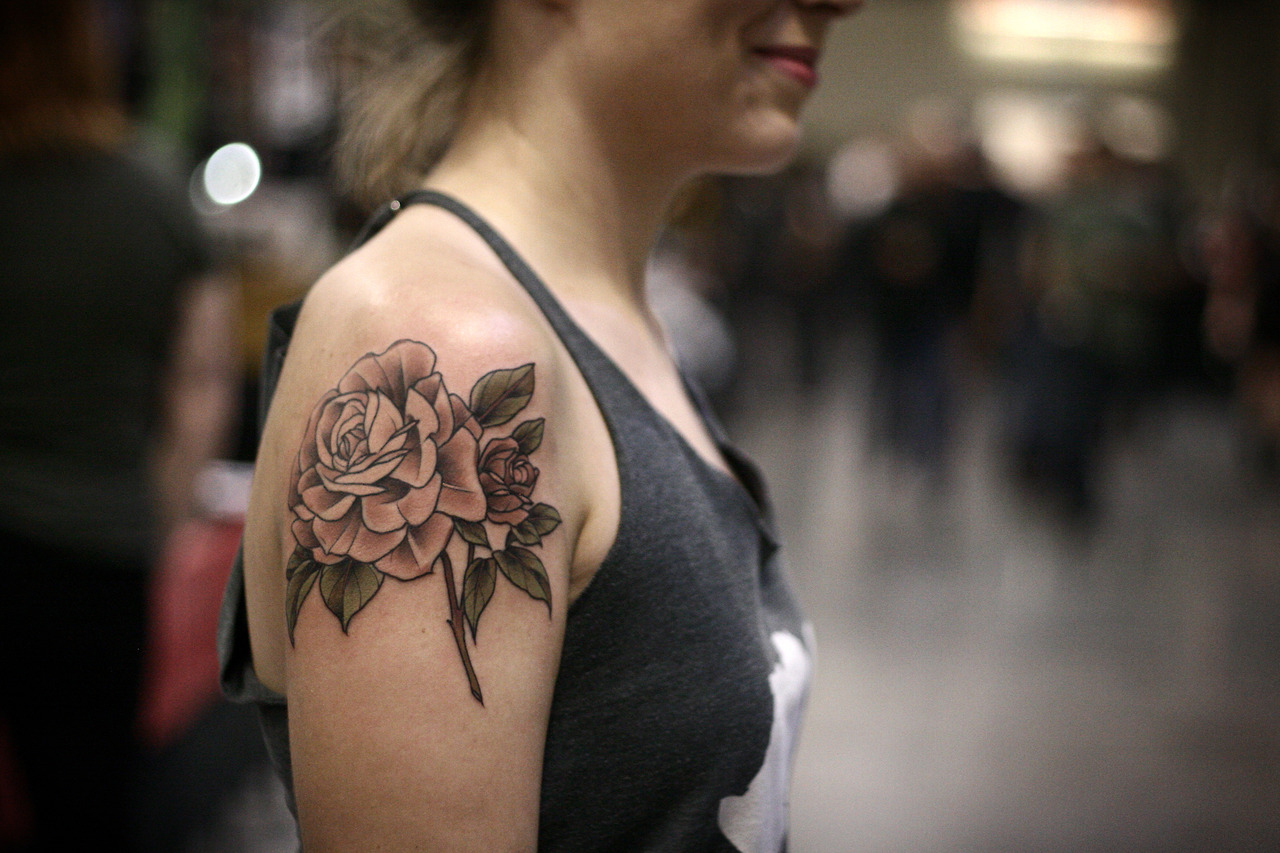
[253,255,576,851]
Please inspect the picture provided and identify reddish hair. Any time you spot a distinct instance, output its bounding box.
[0,0,126,155]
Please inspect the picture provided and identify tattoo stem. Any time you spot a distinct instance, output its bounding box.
[440,547,483,704]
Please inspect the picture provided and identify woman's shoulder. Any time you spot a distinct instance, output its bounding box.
[241,200,612,696]
[297,204,560,370]
[259,202,583,510]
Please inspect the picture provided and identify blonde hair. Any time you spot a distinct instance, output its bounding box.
[327,0,490,209]
[0,0,127,156]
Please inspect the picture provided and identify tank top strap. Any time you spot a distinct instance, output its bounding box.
[362,190,781,544]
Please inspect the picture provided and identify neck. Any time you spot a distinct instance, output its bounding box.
[423,63,689,311]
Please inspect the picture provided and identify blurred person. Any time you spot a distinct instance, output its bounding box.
[776,161,843,391]
[948,141,1027,370]
[835,141,979,487]
[712,164,841,400]
[0,1,237,849]
[647,232,738,398]
[1006,141,1176,519]
[217,0,864,849]
[1203,173,1280,478]
[706,171,790,411]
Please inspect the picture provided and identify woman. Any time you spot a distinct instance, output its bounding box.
[220,0,862,849]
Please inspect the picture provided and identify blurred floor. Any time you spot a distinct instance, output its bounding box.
[726,345,1280,853]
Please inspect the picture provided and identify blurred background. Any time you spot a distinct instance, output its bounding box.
[2,0,1278,850]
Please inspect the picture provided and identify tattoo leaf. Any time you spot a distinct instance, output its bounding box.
[510,503,562,547]
[509,525,541,547]
[453,517,490,549]
[494,547,553,614]
[511,418,545,455]
[318,560,384,633]
[469,364,535,428]
[285,548,321,646]
[285,546,308,580]
[461,557,498,641]
[529,503,562,535]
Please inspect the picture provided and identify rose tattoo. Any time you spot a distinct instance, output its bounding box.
[290,341,486,578]
[284,340,561,704]
[479,436,539,525]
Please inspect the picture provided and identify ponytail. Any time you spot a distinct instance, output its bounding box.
[326,0,489,209]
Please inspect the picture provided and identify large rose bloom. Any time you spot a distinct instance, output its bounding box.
[478,436,539,525]
[289,340,487,579]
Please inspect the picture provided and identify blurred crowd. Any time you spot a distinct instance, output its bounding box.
[654,112,1280,526]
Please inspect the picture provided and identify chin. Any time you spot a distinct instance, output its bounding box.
[714,119,803,176]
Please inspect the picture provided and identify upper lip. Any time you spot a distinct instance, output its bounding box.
[753,45,820,67]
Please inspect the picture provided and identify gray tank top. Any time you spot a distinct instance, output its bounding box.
[217,191,813,852]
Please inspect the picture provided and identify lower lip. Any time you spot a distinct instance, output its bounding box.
[757,54,818,88]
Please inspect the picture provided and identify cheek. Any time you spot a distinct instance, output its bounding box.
[599,4,743,93]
